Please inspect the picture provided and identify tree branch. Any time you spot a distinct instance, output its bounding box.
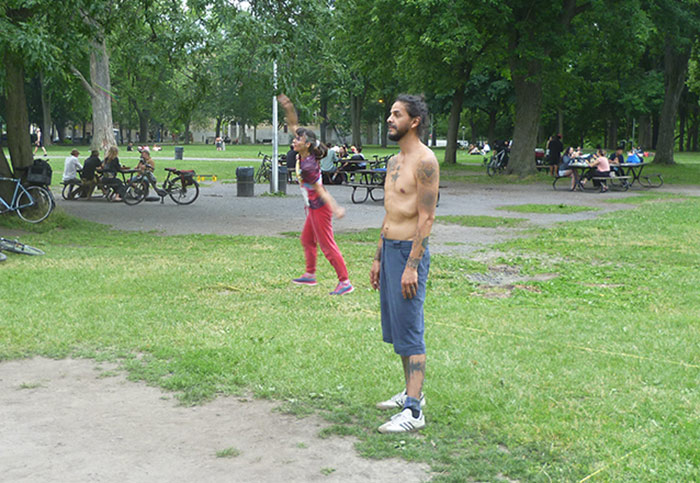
[70,65,97,98]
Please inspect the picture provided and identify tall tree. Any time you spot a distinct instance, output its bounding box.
[505,0,591,176]
[647,0,700,165]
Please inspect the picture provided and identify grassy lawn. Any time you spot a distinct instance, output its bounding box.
[1,191,699,481]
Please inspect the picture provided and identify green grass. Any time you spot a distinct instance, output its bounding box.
[497,203,598,214]
[436,215,527,228]
[1,173,699,480]
[215,447,241,458]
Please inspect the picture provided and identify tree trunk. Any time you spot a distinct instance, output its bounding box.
[654,40,690,165]
[508,60,543,176]
[380,101,390,148]
[609,118,618,150]
[487,110,497,147]
[72,36,117,152]
[445,84,466,164]
[691,104,699,151]
[557,108,564,138]
[184,120,191,145]
[39,71,52,147]
[351,94,363,148]
[3,50,33,175]
[139,109,149,143]
[639,114,652,149]
[215,117,222,138]
[678,97,686,152]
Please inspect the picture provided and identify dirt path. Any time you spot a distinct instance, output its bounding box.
[0,358,431,482]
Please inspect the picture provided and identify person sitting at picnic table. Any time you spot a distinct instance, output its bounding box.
[580,147,611,192]
[319,145,341,185]
[558,146,578,191]
[626,148,643,163]
[101,146,128,201]
[79,149,102,199]
[608,146,625,176]
[338,146,366,173]
[62,149,82,184]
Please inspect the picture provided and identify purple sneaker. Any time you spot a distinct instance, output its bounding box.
[292,276,317,286]
[330,281,354,295]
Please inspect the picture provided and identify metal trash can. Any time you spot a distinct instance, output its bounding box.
[174,146,184,160]
[277,166,287,194]
[236,166,255,197]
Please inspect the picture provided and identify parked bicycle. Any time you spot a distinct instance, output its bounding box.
[255,152,273,182]
[0,176,53,223]
[254,152,287,183]
[0,237,45,256]
[486,144,509,176]
[123,167,200,206]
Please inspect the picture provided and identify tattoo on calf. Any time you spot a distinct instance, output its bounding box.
[408,360,425,376]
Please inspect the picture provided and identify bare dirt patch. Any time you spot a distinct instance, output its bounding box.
[0,358,430,483]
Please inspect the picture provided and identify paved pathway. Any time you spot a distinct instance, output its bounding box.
[53,181,697,256]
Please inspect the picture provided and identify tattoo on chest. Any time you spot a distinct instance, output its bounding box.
[388,158,400,183]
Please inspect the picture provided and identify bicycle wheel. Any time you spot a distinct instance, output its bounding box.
[167,178,199,205]
[123,179,149,205]
[62,183,81,200]
[17,186,52,223]
[0,238,45,255]
[486,159,498,177]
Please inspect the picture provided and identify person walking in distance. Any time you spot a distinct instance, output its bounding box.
[371,94,439,433]
[33,127,47,156]
[278,94,353,296]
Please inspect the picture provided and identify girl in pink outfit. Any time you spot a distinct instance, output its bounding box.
[278,94,353,296]
[581,148,611,192]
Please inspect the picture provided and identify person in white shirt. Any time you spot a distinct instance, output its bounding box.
[482,142,491,153]
[62,149,82,182]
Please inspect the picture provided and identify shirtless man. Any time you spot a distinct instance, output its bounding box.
[370,94,439,433]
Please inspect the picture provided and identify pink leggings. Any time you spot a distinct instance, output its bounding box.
[301,205,349,281]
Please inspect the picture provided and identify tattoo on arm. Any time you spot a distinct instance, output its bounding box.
[374,245,382,261]
[407,257,420,269]
[416,159,437,184]
[421,236,429,250]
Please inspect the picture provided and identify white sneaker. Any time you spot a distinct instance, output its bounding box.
[378,408,425,434]
[376,390,426,410]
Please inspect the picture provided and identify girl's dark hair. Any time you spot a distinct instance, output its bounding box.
[395,94,429,136]
[296,127,328,159]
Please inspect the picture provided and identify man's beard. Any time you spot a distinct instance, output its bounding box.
[387,124,408,141]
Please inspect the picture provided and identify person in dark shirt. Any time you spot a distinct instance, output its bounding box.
[608,146,625,176]
[80,149,102,198]
[547,134,564,177]
[285,142,297,183]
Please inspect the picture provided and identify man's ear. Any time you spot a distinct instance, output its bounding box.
[410,117,420,131]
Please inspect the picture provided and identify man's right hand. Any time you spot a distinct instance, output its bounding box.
[370,259,380,290]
